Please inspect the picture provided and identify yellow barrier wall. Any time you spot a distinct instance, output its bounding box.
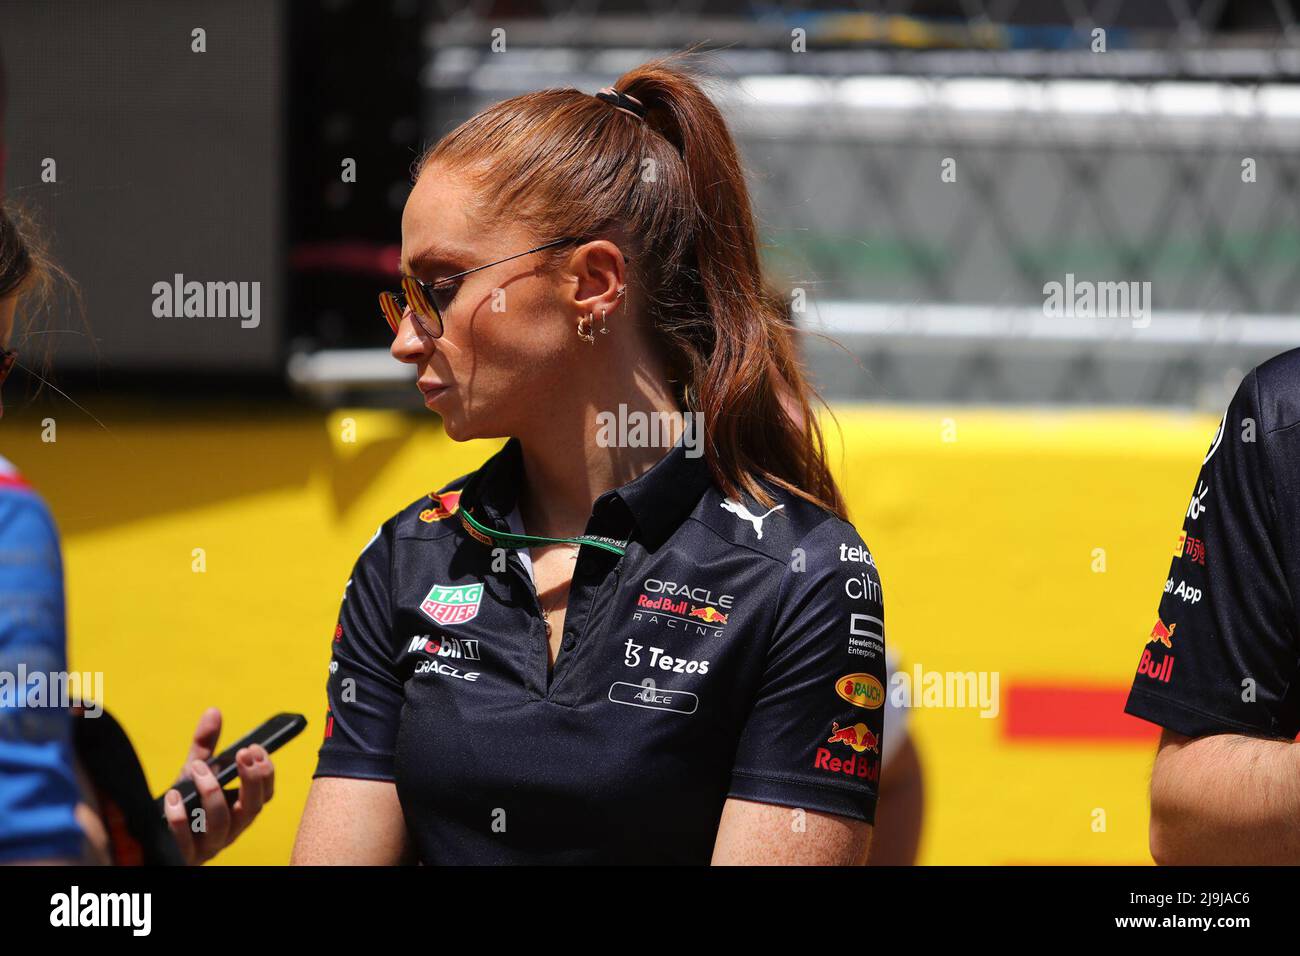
[3,402,1215,864]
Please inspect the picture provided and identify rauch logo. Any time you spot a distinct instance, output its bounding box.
[835,673,884,710]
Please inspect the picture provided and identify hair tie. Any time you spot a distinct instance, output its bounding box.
[595,86,646,121]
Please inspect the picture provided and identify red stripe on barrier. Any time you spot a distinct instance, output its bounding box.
[1004,683,1156,742]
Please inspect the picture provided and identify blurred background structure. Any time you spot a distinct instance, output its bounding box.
[2,0,1297,864]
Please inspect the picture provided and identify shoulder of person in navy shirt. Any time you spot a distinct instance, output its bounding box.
[294,57,889,865]
[1124,346,1300,865]
[0,202,275,865]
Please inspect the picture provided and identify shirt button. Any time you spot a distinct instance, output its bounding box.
[563,630,577,650]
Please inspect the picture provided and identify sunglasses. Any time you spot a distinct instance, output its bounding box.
[379,236,631,340]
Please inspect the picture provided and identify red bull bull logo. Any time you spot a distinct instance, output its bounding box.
[835,673,884,710]
[689,605,728,625]
[1148,617,1176,648]
[419,490,462,523]
[826,720,880,754]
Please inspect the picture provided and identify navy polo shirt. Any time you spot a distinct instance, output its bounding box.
[315,436,886,864]
[1125,347,1300,738]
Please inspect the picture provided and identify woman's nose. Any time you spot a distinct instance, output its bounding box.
[390,313,433,363]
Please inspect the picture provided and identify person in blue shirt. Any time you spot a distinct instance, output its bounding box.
[0,203,84,863]
[0,205,276,864]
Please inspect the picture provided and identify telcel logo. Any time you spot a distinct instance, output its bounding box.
[835,673,884,709]
[839,542,875,566]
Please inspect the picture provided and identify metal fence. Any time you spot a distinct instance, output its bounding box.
[411,1,1300,409]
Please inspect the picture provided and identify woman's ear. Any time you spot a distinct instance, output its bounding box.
[569,240,628,319]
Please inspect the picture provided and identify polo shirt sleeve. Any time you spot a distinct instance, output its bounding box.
[0,490,84,863]
[727,515,886,824]
[1124,368,1299,738]
[314,520,405,781]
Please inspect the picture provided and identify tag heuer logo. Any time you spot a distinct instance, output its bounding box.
[420,582,484,626]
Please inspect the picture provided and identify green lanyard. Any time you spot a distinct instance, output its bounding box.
[460,509,628,557]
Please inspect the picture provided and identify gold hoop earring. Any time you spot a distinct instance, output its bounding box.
[577,313,595,344]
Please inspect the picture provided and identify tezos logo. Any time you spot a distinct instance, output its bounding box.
[623,639,710,674]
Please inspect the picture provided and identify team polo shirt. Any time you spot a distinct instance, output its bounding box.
[1125,348,1300,738]
[314,436,887,864]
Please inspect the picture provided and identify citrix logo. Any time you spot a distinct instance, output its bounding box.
[844,572,881,603]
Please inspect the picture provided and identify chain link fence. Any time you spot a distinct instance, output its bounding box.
[421,0,1300,408]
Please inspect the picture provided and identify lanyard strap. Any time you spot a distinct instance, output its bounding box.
[460,509,628,557]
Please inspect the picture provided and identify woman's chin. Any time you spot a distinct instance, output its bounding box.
[436,411,477,443]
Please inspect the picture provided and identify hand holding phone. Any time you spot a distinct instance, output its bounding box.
[156,710,306,864]
[156,711,307,815]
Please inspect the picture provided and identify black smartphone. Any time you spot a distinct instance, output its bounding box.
[155,712,308,816]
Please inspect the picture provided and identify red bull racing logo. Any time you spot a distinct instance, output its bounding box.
[419,490,462,523]
[633,579,735,636]
[419,582,484,626]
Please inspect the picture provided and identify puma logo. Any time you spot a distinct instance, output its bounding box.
[720,498,784,539]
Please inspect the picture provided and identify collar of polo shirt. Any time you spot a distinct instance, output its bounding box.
[457,434,713,551]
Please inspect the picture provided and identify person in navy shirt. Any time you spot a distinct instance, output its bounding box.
[295,58,887,865]
[1125,347,1300,864]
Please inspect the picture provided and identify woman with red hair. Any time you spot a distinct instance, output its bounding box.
[296,56,888,865]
